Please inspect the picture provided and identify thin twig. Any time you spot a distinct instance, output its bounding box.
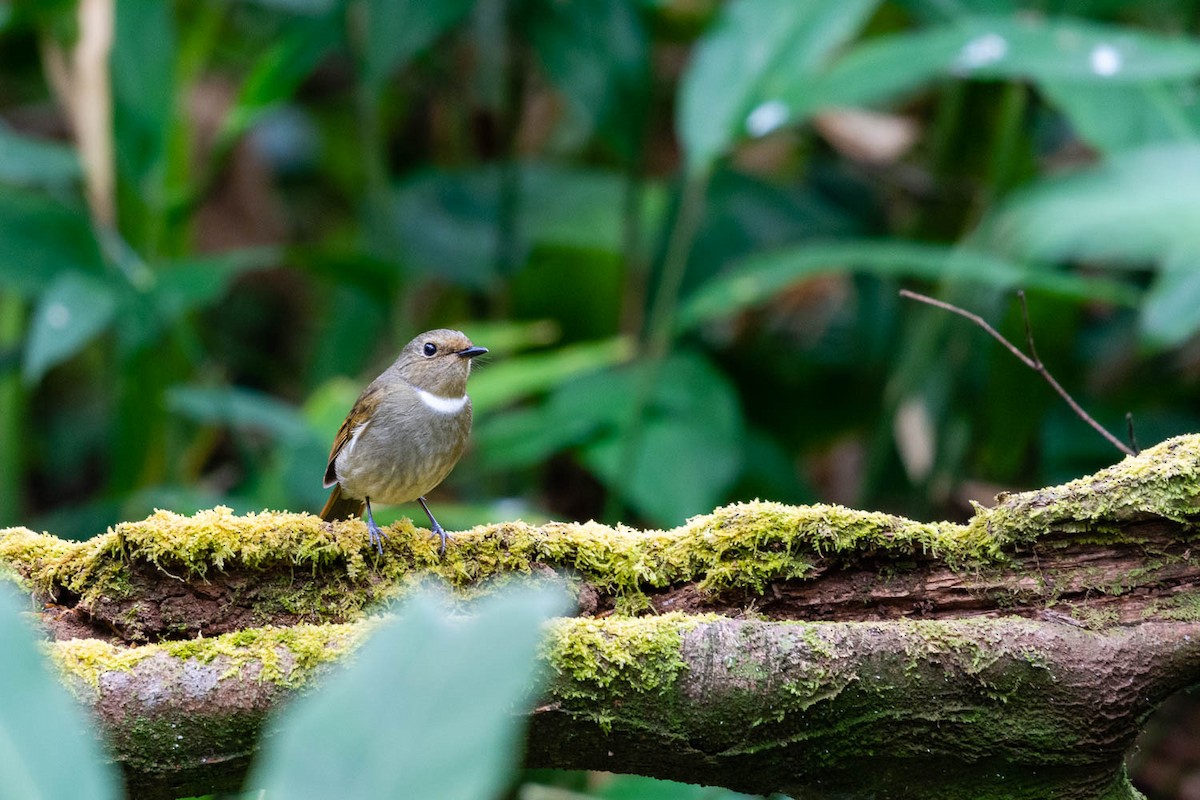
[899,289,1137,458]
[1126,412,1140,456]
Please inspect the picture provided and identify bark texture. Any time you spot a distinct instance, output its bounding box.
[3,433,1200,799]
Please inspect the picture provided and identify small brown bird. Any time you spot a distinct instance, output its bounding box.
[319,329,487,554]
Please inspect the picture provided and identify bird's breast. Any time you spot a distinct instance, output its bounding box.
[333,394,472,505]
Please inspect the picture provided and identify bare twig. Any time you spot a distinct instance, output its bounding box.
[900,289,1137,458]
[1126,412,1140,456]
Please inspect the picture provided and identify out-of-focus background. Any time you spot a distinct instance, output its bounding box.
[1,0,1199,796]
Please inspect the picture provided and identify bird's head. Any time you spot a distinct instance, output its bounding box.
[390,329,487,397]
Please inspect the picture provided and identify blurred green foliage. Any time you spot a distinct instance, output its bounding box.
[3,0,1199,542]
[4,2,1200,797]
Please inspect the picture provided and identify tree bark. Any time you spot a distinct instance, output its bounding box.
[5,434,1200,799]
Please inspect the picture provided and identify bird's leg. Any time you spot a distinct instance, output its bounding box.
[364,497,386,555]
[417,496,448,555]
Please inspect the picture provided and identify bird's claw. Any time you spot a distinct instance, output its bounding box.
[367,519,387,555]
[430,522,448,556]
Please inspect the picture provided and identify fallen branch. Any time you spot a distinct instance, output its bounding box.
[4,435,1200,799]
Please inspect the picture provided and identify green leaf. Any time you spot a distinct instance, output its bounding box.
[219,15,341,145]
[361,0,475,89]
[1039,80,1200,156]
[585,354,743,525]
[598,775,759,800]
[677,0,879,172]
[0,583,121,799]
[475,351,745,524]
[0,122,81,189]
[678,239,1140,331]
[793,15,1200,122]
[115,247,282,354]
[0,188,105,295]
[469,336,633,415]
[247,585,567,800]
[23,272,117,384]
[392,163,662,287]
[984,142,1200,265]
[510,352,743,525]
[166,385,314,443]
[112,0,177,191]
[1140,253,1200,348]
[151,247,282,322]
[524,0,650,156]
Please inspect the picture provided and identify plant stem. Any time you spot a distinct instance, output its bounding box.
[605,173,708,522]
[0,294,24,523]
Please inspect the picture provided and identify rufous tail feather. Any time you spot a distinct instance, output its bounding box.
[320,484,366,521]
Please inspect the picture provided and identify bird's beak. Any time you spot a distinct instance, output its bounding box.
[457,346,488,359]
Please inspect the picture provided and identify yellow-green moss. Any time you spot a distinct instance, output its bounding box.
[50,620,370,689]
[971,435,1200,547]
[544,612,711,693]
[1154,592,1200,622]
[2,434,1199,625]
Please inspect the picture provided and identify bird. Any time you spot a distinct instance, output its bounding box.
[319,329,487,555]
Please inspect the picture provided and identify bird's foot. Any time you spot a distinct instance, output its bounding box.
[417,496,449,556]
[367,518,387,555]
[430,521,448,556]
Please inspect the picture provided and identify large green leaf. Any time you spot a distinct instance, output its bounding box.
[361,0,475,89]
[678,240,1140,331]
[984,142,1200,346]
[247,585,566,799]
[219,15,341,146]
[0,123,81,189]
[984,143,1200,264]
[392,163,663,287]
[116,247,282,354]
[111,0,176,191]
[1039,80,1200,156]
[0,188,105,295]
[797,15,1200,118]
[596,775,759,799]
[0,583,121,799]
[677,0,879,172]
[469,336,633,415]
[23,272,117,384]
[1139,253,1200,349]
[166,385,314,443]
[475,350,748,524]
[480,352,744,525]
[576,353,744,524]
[524,0,650,156]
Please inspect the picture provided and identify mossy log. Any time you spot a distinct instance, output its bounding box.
[3,435,1200,799]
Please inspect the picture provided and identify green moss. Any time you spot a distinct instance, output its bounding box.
[971,435,1200,547]
[1069,605,1120,630]
[50,620,368,689]
[2,434,1199,625]
[545,612,709,694]
[1155,592,1200,622]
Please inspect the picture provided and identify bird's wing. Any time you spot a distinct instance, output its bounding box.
[323,381,386,488]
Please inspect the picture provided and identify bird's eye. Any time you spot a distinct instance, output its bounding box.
[423,342,437,357]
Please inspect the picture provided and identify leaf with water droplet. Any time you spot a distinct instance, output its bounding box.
[23,271,117,385]
[677,0,880,173]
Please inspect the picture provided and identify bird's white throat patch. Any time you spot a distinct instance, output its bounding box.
[416,388,468,414]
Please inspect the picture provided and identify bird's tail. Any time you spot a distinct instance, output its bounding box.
[320,485,366,521]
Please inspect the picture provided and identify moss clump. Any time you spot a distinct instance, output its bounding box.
[1154,592,1200,622]
[50,620,369,690]
[972,435,1200,547]
[545,612,710,695]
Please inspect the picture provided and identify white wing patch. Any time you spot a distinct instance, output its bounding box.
[416,388,468,415]
[345,421,370,457]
